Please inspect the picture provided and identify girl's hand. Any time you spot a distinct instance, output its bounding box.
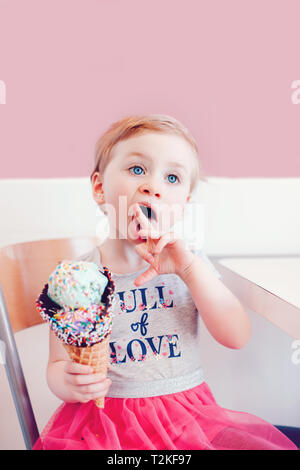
[133,203,195,286]
[63,361,112,404]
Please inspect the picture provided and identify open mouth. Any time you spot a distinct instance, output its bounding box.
[129,204,157,240]
[139,204,157,222]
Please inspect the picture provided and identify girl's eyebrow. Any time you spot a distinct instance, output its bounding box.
[125,151,187,173]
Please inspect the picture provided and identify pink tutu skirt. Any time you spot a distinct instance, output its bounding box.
[33,382,297,450]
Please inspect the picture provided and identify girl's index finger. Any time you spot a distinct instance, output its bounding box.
[135,203,152,230]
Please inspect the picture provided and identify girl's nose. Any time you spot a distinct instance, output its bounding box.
[138,183,161,199]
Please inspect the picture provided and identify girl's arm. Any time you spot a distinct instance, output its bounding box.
[179,256,251,349]
[47,329,112,403]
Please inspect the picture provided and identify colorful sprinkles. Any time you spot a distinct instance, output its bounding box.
[36,265,116,348]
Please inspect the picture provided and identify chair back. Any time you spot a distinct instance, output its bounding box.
[0,237,98,449]
[0,237,98,332]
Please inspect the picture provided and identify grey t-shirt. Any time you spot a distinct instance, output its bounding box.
[75,246,222,398]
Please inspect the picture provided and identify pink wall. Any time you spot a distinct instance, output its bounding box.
[0,0,299,179]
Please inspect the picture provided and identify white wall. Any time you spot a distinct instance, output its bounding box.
[1,177,300,255]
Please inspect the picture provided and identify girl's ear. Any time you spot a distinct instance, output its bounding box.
[91,172,106,207]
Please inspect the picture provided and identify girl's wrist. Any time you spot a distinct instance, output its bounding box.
[176,253,197,281]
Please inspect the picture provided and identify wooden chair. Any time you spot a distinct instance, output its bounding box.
[0,237,98,449]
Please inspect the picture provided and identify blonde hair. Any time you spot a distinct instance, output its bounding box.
[91,114,207,193]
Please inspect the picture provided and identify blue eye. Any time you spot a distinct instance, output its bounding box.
[129,165,144,175]
[168,174,178,184]
[128,166,180,184]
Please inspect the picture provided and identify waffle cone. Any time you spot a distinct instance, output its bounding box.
[63,334,111,408]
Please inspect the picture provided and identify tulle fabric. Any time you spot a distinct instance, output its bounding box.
[33,382,297,450]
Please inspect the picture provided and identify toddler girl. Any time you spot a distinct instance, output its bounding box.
[33,114,297,450]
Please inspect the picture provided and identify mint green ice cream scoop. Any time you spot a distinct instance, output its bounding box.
[47,260,108,309]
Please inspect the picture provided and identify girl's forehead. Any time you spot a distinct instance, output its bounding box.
[116,131,190,150]
[111,132,196,166]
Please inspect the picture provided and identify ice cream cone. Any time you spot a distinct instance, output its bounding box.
[63,334,111,408]
[36,262,115,408]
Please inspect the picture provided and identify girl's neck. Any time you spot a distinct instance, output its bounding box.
[97,237,149,275]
